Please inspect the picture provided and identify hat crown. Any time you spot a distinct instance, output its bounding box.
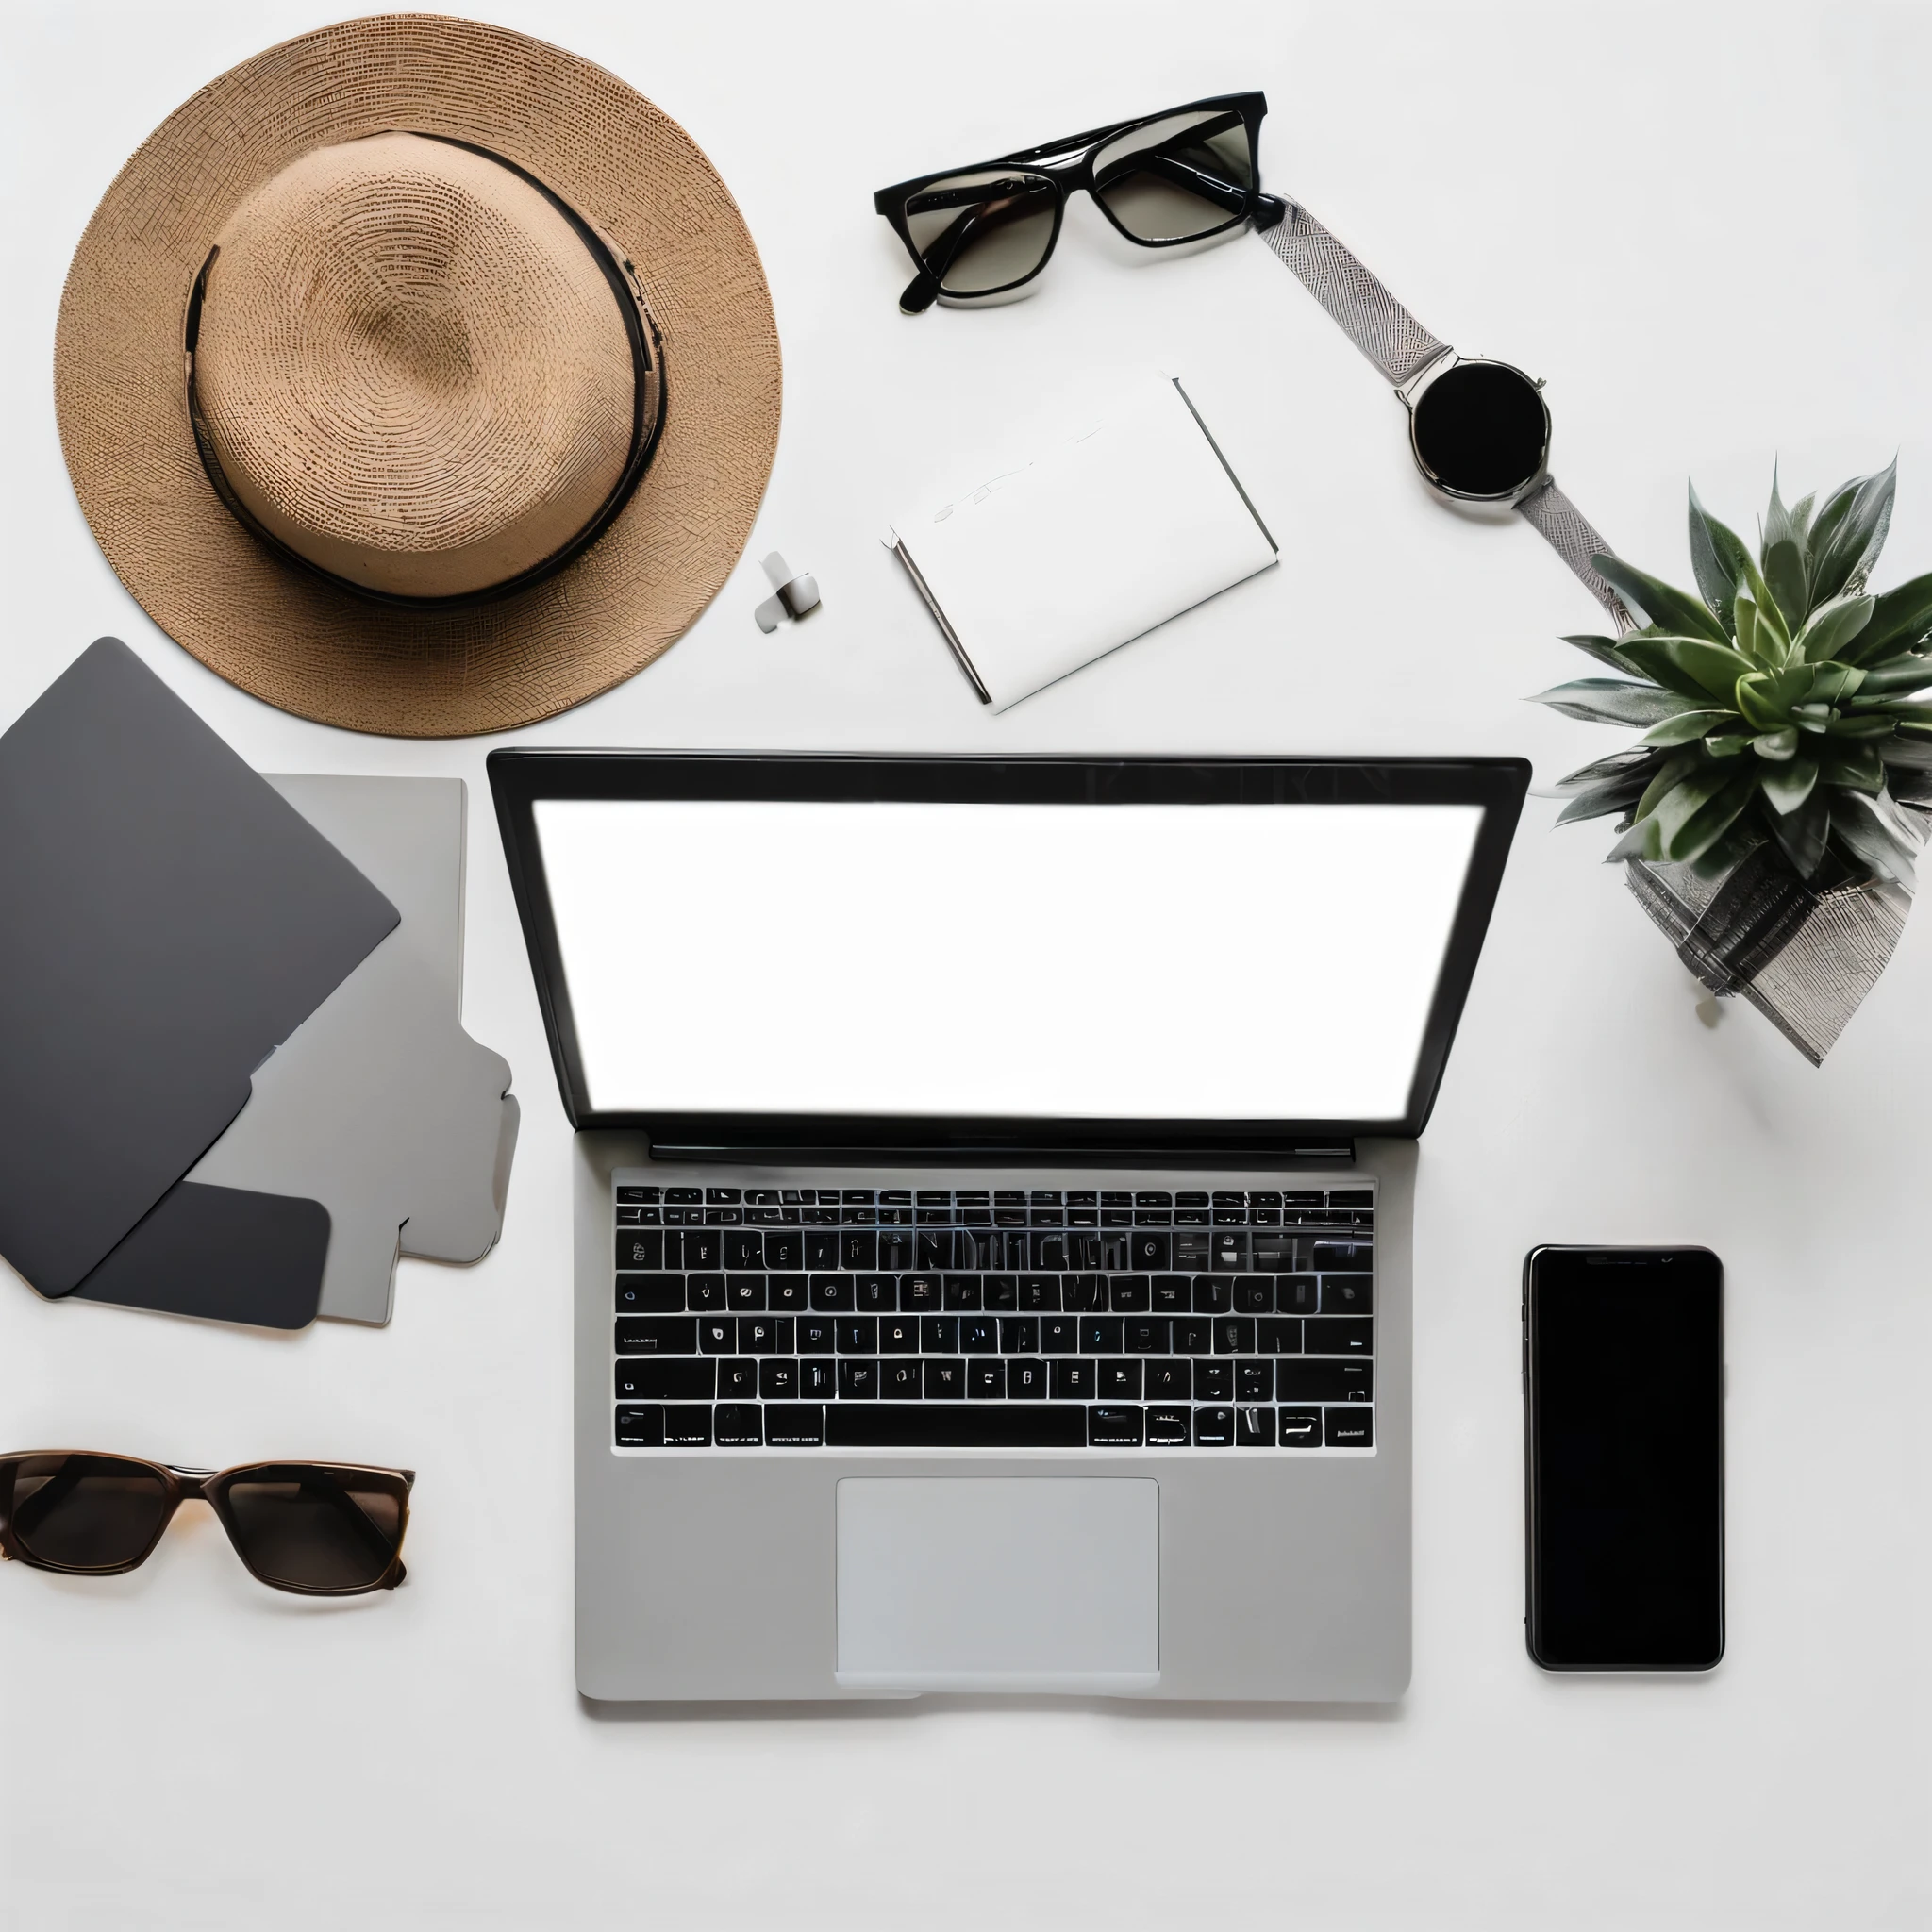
[191,132,638,599]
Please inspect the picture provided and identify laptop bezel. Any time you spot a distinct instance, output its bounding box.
[488,750,1527,1157]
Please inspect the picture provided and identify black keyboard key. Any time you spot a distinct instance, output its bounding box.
[768,1274,808,1314]
[1193,1359,1233,1402]
[615,1207,646,1225]
[616,1186,659,1205]
[1276,1360,1374,1403]
[723,1230,760,1271]
[706,1188,741,1205]
[1030,1208,1065,1228]
[761,1230,803,1272]
[1124,1319,1168,1354]
[760,1358,800,1399]
[666,1187,702,1204]
[843,1189,876,1205]
[836,1317,877,1353]
[901,1274,943,1313]
[1213,1317,1257,1354]
[804,1229,841,1270]
[1278,1408,1322,1447]
[616,1358,714,1401]
[1235,1405,1274,1446]
[740,1317,790,1355]
[1327,1189,1374,1208]
[1193,1406,1234,1446]
[765,1403,824,1445]
[1174,1231,1212,1269]
[855,1275,896,1314]
[1143,1359,1191,1400]
[1257,1318,1303,1355]
[810,1273,857,1312]
[917,1229,955,1271]
[1322,1277,1373,1314]
[1135,1191,1173,1208]
[1150,1276,1189,1313]
[661,1405,713,1446]
[960,1317,997,1354]
[1089,1407,1144,1447]
[1277,1277,1319,1316]
[1283,1190,1323,1207]
[1191,1277,1231,1314]
[881,1359,924,1399]
[1008,1358,1050,1399]
[679,1228,724,1271]
[687,1274,727,1314]
[981,1274,1017,1310]
[839,1359,880,1400]
[924,1358,967,1399]
[1098,1359,1142,1399]
[714,1404,762,1445]
[1174,1317,1212,1355]
[1000,1317,1040,1354]
[879,1317,919,1355]
[1305,1317,1374,1355]
[917,1190,951,1207]
[839,1229,876,1271]
[1312,1241,1373,1273]
[921,1315,960,1353]
[876,1230,915,1271]
[802,1359,837,1397]
[967,1360,1007,1399]
[1041,1318,1078,1354]
[1236,1359,1274,1403]
[942,1274,982,1311]
[616,1274,683,1314]
[615,1317,697,1355]
[798,1316,836,1355]
[1060,1274,1107,1312]
[1325,1406,1374,1447]
[1110,1275,1151,1313]
[826,1405,1088,1448]
[614,1404,663,1446]
[696,1317,734,1354]
[1034,1234,1071,1271]
[718,1358,758,1399]
[727,1275,767,1312]
[615,1229,664,1271]
[879,1190,911,1205]
[1212,1230,1249,1271]
[1079,1316,1123,1354]
[1145,1406,1190,1446]
[1052,1359,1097,1400]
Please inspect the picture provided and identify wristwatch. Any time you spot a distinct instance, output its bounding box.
[1255,196,1633,632]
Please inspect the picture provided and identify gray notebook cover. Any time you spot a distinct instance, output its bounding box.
[0,639,398,1297]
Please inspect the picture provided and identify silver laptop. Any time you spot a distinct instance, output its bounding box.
[490,752,1525,1701]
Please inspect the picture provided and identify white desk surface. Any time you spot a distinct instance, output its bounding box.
[3,3,1928,1926]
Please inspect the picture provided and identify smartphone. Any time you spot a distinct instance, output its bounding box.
[1524,1245,1724,1671]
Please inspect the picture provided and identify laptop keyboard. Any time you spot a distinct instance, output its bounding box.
[610,1178,1374,1451]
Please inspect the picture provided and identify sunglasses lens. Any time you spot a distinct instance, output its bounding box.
[1092,108,1255,243]
[217,1465,405,1592]
[6,1454,171,1570]
[904,169,1058,295]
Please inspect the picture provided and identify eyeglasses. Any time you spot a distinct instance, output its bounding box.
[873,92,1283,314]
[0,1453,413,1596]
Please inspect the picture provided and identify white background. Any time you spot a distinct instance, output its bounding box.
[2,3,1929,1927]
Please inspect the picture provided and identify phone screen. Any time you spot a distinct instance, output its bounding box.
[1525,1247,1724,1670]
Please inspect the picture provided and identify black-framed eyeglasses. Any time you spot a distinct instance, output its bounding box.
[873,92,1284,315]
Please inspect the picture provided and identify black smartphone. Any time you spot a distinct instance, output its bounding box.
[1524,1245,1724,1671]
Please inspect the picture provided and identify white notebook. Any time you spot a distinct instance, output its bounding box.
[887,368,1277,710]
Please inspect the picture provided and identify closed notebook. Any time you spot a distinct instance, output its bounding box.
[887,368,1276,710]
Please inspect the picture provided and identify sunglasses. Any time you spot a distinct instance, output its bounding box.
[0,1453,413,1596]
[874,92,1283,314]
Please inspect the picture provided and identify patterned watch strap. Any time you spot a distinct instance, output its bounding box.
[1258,201,1634,628]
[1258,199,1447,385]
[1513,478,1636,632]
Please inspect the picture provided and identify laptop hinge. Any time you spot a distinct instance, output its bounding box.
[645,1140,1358,1169]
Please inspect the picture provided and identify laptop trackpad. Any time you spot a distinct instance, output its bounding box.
[835,1478,1158,1691]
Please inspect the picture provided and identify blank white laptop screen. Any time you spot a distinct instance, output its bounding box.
[534,799,1484,1122]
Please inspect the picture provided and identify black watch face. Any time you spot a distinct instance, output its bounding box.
[1409,360,1549,499]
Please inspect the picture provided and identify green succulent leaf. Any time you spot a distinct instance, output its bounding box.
[1824,714,1897,740]
[1606,815,1662,862]
[1832,787,1921,887]
[1843,571,1932,665]
[1869,699,1932,726]
[1733,673,1790,732]
[1654,767,1759,864]
[1687,484,1753,637]
[1528,679,1699,727]
[1793,593,1874,662]
[1689,818,1766,882]
[1751,728,1799,761]
[1807,459,1896,605]
[1634,750,1700,821]
[1706,731,1754,757]
[1824,740,1887,791]
[1734,555,1793,659]
[1761,469,1810,630]
[1641,710,1733,746]
[1554,748,1657,792]
[1759,754,1818,810]
[1556,774,1653,824]
[1765,789,1831,878]
[1807,661,1866,706]
[1589,553,1730,645]
[1643,637,1759,705]
[1560,633,1646,677]
[1616,634,1742,703]
[1847,654,1932,696]
[1880,735,1932,770]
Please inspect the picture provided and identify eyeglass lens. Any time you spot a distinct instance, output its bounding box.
[218,1466,403,1591]
[7,1455,172,1570]
[1091,108,1255,243]
[904,169,1059,296]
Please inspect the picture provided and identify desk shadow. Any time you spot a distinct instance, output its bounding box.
[580,1691,1402,1725]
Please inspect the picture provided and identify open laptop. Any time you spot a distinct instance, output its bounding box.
[490,752,1526,1701]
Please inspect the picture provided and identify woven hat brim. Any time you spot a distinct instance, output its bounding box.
[54,13,781,738]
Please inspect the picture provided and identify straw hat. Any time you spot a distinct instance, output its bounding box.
[55,14,781,737]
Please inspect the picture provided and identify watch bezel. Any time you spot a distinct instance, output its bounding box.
[1405,355,1551,506]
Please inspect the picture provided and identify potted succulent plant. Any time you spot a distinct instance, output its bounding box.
[1532,463,1932,1060]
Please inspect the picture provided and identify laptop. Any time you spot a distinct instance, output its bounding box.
[489,751,1526,1701]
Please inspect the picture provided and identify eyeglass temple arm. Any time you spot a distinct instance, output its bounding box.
[899,192,1048,315]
